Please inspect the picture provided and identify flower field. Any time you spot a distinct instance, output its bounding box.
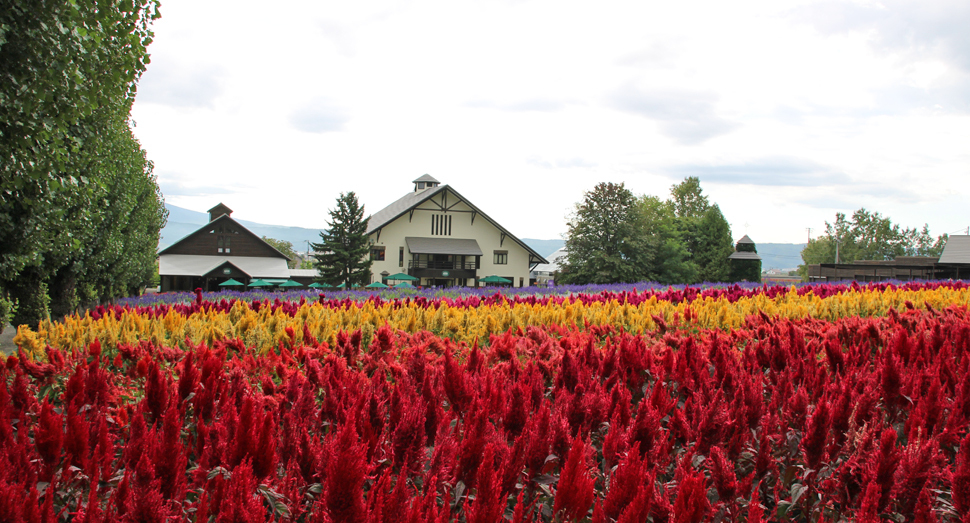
[4,281,970,521]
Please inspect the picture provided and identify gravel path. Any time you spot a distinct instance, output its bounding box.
[1,325,16,355]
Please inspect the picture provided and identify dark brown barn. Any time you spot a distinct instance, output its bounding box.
[158,204,295,292]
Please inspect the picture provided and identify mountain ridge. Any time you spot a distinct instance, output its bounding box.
[158,204,804,268]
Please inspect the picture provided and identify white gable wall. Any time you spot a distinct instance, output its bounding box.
[367,188,534,287]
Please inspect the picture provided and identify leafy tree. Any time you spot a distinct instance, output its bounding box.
[669,178,734,283]
[1,0,162,324]
[262,237,299,269]
[559,182,650,284]
[670,176,710,219]
[637,196,696,284]
[693,205,734,283]
[312,192,372,288]
[798,209,947,279]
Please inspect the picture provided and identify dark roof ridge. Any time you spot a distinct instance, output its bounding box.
[158,213,292,260]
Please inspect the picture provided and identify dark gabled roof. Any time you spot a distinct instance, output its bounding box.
[413,174,440,184]
[736,234,755,244]
[158,213,292,260]
[366,184,548,264]
[729,251,762,260]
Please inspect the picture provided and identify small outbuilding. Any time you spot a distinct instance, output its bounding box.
[729,235,762,282]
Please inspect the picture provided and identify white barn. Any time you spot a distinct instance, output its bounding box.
[365,175,548,287]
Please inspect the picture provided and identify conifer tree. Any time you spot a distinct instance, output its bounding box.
[312,192,372,288]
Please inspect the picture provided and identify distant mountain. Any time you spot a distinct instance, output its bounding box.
[159,204,326,253]
[518,240,805,271]
[757,243,806,271]
[159,205,802,270]
[522,239,565,259]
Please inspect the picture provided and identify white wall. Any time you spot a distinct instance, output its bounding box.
[367,188,534,287]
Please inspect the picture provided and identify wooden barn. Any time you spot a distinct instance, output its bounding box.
[158,204,295,292]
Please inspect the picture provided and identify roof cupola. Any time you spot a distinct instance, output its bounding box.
[207,203,233,222]
[413,174,441,192]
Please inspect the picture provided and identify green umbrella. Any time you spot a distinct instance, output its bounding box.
[279,280,304,288]
[394,281,413,288]
[479,275,512,283]
[386,272,418,282]
[336,282,359,288]
[365,281,388,288]
[247,279,271,287]
[219,278,244,286]
[308,282,331,288]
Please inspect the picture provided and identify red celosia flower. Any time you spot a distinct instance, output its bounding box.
[708,445,738,502]
[672,460,709,523]
[892,437,940,518]
[144,361,169,422]
[855,481,882,523]
[553,435,595,522]
[952,433,970,514]
[872,427,900,512]
[801,399,830,471]
[216,462,265,523]
[154,402,187,500]
[323,414,368,523]
[34,400,63,467]
[466,444,505,523]
[603,442,648,521]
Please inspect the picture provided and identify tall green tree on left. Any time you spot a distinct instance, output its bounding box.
[0,0,165,326]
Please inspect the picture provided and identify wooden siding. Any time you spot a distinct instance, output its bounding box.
[161,216,287,259]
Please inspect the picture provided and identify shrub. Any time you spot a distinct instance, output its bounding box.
[0,295,16,333]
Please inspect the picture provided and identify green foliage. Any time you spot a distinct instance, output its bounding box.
[798,209,947,278]
[637,195,696,284]
[312,192,373,288]
[559,183,651,284]
[693,205,735,283]
[262,237,300,269]
[9,270,50,328]
[670,176,710,219]
[0,295,17,333]
[560,179,735,285]
[0,0,163,324]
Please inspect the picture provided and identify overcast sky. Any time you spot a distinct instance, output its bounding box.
[131,0,970,244]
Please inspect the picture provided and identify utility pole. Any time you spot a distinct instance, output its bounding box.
[806,228,812,243]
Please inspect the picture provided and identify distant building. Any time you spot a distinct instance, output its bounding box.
[158,204,309,291]
[365,176,548,287]
[530,247,566,285]
[806,235,970,282]
[728,234,762,282]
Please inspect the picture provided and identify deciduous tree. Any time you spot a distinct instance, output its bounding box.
[0,0,163,324]
[262,237,299,269]
[799,209,947,278]
[670,178,733,283]
[559,182,650,284]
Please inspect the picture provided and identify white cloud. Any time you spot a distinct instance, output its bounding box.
[129,0,970,244]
